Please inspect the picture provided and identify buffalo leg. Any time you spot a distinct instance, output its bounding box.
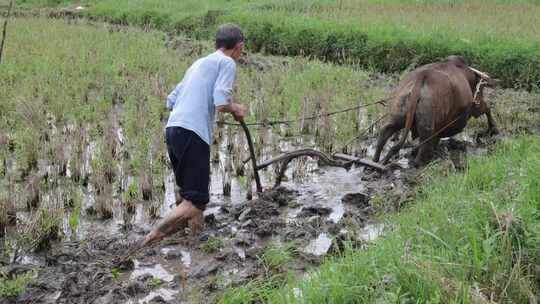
[414,136,439,167]
[382,128,409,164]
[485,108,499,135]
[373,123,399,163]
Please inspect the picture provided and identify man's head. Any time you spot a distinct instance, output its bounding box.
[215,24,244,61]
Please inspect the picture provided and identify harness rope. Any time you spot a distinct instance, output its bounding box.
[217,97,390,127]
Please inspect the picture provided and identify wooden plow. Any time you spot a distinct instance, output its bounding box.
[239,121,387,194]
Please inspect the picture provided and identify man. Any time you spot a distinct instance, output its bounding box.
[142,24,246,246]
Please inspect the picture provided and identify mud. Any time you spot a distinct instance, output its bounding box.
[0,124,508,304]
[2,45,533,303]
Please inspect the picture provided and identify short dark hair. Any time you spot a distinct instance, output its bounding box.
[215,24,244,50]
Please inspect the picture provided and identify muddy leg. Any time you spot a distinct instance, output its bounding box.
[174,186,183,206]
[485,108,499,135]
[414,137,439,167]
[373,123,399,163]
[382,128,409,164]
[142,199,202,246]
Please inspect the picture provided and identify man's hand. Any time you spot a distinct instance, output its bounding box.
[231,103,246,122]
[217,102,246,122]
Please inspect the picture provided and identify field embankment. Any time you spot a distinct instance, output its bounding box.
[221,135,540,303]
[7,0,540,89]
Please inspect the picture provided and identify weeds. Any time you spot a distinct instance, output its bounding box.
[223,135,540,303]
[67,184,81,236]
[149,277,164,289]
[122,180,138,214]
[22,206,63,251]
[261,240,298,272]
[110,268,121,280]
[0,270,34,299]
[200,236,224,254]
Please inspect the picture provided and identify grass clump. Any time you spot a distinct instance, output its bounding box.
[261,240,298,272]
[221,135,540,303]
[200,236,224,254]
[0,271,34,299]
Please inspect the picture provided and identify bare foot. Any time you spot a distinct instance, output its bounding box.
[142,200,203,246]
[188,211,204,235]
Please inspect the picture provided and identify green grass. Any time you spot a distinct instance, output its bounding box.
[0,271,34,299]
[0,17,388,173]
[261,240,298,271]
[6,0,540,89]
[200,236,225,254]
[220,135,540,303]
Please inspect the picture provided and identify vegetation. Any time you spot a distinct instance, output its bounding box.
[200,236,224,254]
[7,0,540,89]
[221,135,540,303]
[261,240,298,272]
[0,271,34,299]
[1,13,539,253]
[1,2,539,303]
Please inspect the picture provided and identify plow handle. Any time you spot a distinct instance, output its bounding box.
[239,120,263,193]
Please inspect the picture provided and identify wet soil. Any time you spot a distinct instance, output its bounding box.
[2,79,525,303]
[2,19,537,302]
[1,131,485,304]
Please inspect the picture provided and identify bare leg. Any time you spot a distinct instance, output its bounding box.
[174,187,183,206]
[382,127,410,164]
[485,108,499,135]
[142,199,203,246]
[373,123,399,163]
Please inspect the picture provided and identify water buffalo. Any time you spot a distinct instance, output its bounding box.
[373,55,498,166]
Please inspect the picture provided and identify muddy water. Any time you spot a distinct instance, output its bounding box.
[1,118,494,304]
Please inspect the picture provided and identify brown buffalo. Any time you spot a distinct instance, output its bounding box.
[373,55,498,166]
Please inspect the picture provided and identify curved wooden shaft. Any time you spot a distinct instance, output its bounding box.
[256,148,352,187]
[257,148,349,171]
[240,120,263,193]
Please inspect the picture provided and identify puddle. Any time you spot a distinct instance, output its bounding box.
[138,288,176,304]
[303,233,332,256]
[181,251,192,268]
[328,204,345,224]
[358,223,385,242]
[125,288,177,304]
[17,255,42,266]
[287,166,367,224]
[130,260,175,282]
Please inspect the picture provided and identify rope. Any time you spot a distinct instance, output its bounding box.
[338,113,388,151]
[473,78,487,105]
[412,112,467,152]
[413,79,486,151]
[217,97,389,127]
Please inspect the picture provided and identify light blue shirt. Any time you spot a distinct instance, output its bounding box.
[166,50,236,145]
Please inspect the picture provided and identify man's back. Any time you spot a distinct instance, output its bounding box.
[166,50,236,145]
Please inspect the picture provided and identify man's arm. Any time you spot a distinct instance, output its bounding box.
[216,102,245,121]
[213,59,245,121]
[166,81,184,110]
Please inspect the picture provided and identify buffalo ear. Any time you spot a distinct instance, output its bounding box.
[486,78,500,88]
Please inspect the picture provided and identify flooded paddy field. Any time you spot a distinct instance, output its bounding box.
[1,120,530,303]
[1,17,539,304]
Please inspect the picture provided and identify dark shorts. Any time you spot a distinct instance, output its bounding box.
[165,127,210,210]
